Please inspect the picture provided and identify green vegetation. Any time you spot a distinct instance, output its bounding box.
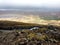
[41,16,60,20]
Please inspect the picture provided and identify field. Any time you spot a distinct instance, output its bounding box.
[0,11,60,26]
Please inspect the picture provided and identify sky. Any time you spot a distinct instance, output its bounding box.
[0,0,60,8]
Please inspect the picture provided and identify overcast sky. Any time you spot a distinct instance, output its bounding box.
[0,0,60,8]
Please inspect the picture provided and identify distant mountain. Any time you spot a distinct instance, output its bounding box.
[0,6,60,12]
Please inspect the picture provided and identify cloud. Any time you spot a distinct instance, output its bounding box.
[0,0,60,7]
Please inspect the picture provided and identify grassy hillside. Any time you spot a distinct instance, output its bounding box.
[0,20,41,30]
[0,20,44,27]
[0,20,60,45]
[0,20,60,30]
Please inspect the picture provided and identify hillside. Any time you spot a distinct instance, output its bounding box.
[0,20,60,30]
[0,21,60,45]
[0,20,41,30]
